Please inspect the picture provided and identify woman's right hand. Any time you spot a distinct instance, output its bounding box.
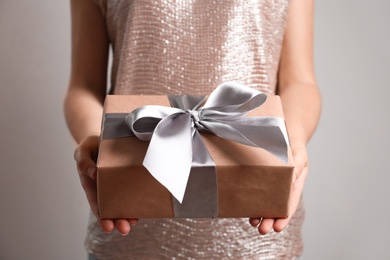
[74,135,138,235]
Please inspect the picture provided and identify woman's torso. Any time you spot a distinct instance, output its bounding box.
[87,0,304,259]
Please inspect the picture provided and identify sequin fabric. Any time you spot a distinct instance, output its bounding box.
[87,0,304,259]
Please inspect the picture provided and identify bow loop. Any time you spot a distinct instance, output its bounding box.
[125,105,183,141]
[203,82,267,113]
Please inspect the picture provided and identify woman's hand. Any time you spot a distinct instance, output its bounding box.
[249,145,309,235]
[74,135,138,235]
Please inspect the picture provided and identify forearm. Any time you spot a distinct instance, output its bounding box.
[65,0,109,144]
[276,0,320,148]
[279,81,321,148]
[64,86,104,144]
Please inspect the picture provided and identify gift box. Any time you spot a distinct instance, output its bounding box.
[97,83,294,219]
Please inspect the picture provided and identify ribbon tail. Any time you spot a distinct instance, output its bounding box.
[232,124,289,163]
[201,117,289,163]
[143,113,193,203]
[172,130,218,218]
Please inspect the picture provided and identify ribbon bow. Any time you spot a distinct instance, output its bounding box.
[124,82,289,203]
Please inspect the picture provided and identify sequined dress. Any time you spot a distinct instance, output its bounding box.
[87,0,304,259]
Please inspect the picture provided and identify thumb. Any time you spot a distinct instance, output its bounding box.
[74,136,100,179]
[291,146,308,181]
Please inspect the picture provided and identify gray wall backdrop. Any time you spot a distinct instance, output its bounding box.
[1,0,389,259]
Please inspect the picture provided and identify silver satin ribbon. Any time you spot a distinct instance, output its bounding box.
[102,82,289,217]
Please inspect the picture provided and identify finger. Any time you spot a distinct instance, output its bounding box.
[293,167,309,190]
[99,219,115,233]
[258,218,275,235]
[249,218,261,227]
[273,218,290,233]
[128,218,139,226]
[291,147,308,180]
[74,136,99,179]
[114,219,131,235]
[74,147,97,179]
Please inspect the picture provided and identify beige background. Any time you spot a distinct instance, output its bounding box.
[1,0,389,259]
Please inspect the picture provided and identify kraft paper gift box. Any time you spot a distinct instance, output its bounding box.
[97,84,294,219]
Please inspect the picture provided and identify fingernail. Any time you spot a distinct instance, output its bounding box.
[87,167,95,178]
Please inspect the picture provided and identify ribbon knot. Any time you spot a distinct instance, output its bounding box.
[187,109,202,129]
[123,82,289,203]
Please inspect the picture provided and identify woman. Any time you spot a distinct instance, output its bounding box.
[64,0,321,259]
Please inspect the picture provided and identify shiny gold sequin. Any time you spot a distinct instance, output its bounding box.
[87,0,304,259]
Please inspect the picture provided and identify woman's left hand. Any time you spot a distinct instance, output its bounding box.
[249,145,309,234]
